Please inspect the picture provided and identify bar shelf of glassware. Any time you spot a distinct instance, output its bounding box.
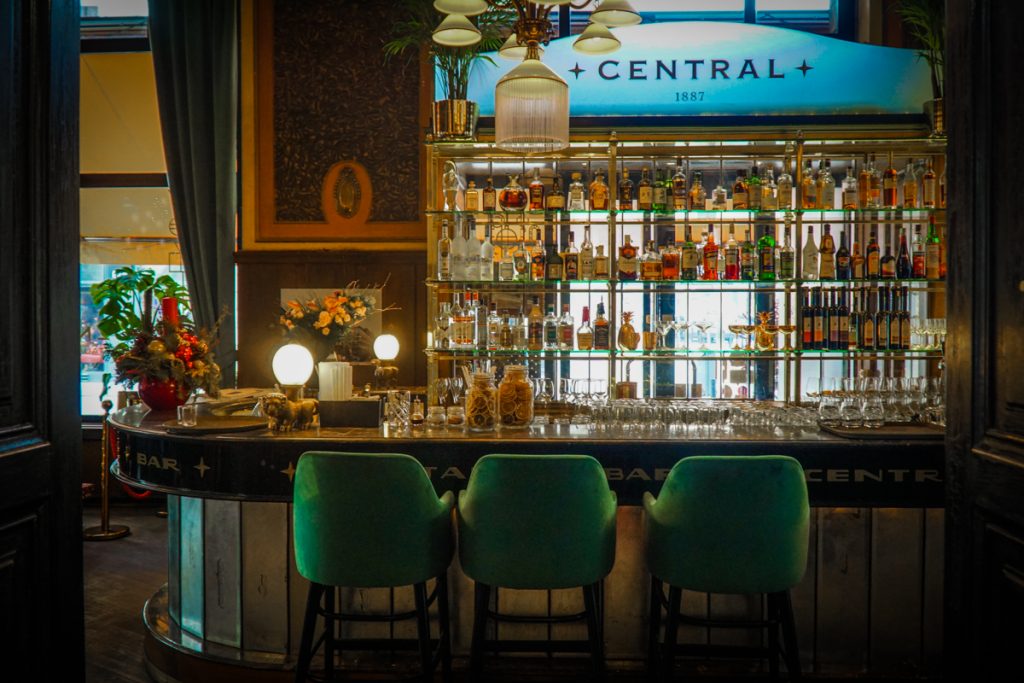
[425,133,947,405]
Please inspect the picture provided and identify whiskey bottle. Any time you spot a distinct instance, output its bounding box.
[848,287,861,350]
[530,228,546,281]
[661,237,680,280]
[593,300,610,350]
[652,168,668,212]
[922,158,937,207]
[689,170,707,210]
[866,154,882,209]
[482,177,497,211]
[528,168,545,210]
[862,287,877,350]
[899,286,912,350]
[925,218,941,279]
[866,231,881,278]
[594,244,610,280]
[912,224,926,278]
[879,237,896,280]
[800,159,817,209]
[618,170,634,211]
[802,225,818,280]
[777,155,794,209]
[671,158,688,210]
[762,167,778,210]
[500,175,528,211]
[888,287,901,350]
[835,228,852,280]
[568,172,586,211]
[851,237,865,280]
[702,228,719,281]
[527,297,544,351]
[740,229,757,281]
[732,170,749,210]
[618,235,638,281]
[513,231,531,282]
[577,305,594,351]
[558,304,574,350]
[724,226,740,281]
[637,167,654,211]
[757,227,776,281]
[563,230,580,281]
[748,165,762,211]
[895,227,912,279]
[437,218,452,281]
[882,151,898,208]
[590,171,609,211]
[543,304,559,350]
[857,156,871,209]
[546,231,563,281]
[842,159,859,210]
[902,161,918,209]
[465,180,480,212]
[778,223,796,280]
[498,241,515,281]
[546,174,565,211]
[680,226,699,280]
[579,225,595,280]
[640,241,663,281]
[818,159,835,210]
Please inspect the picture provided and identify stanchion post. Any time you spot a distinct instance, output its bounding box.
[83,400,131,541]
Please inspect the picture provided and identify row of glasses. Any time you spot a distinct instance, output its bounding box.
[910,318,947,351]
[816,376,945,429]
[431,375,465,408]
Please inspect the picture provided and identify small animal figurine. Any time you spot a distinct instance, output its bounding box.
[259,393,319,432]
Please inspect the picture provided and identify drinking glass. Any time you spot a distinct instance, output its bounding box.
[817,378,841,427]
[657,315,675,350]
[695,320,713,351]
[862,393,886,428]
[386,390,411,430]
[839,378,863,428]
[176,403,197,427]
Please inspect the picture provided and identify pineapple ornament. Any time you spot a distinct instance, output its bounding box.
[617,311,640,350]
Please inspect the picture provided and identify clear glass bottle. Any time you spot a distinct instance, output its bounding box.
[640,240,663,281]
[579,225,595,280]
[478,221,494,281]
[543,304,559,350]
[486,303,501,350]
[921,157,937,207]
[818,159,835,209]
[671,157,688,210]
[858,156,871,209]
[437,218,452,281]
[689,170,707,210]
[568,172,586,211]
[498,240,515,281]
[801,159,817,209]
[802,225,819,280]
[762,167,778,210]
[778,222,796,280]
[562,230,580,281]
[841,159,858,210]
[527,296,544,351]
[577,305,594,350]
[852,237,865,279]
[465,372,498,432]
[497,365,533,429]
[528,168,545,210]
[866,154,882,209]
[593,245,610,280]
[589,171,609,211]
[902,160,918,209]
[450,217,468,280]
[464,180,480,212]
[558,304,574,350]
[711,183,729,210]
[546,174,564,211]
[777,154,794,209]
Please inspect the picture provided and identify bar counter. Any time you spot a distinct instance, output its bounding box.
[110,407,945,681]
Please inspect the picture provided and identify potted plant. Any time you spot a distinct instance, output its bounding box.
[384,0,511,140]
[894,0,945,135]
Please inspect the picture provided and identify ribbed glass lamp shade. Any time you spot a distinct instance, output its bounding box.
[432,13,482,47]
[498,33,545,60]
[591,0,642,27]
[433,0,488,16]
[495,54,569,153]
[573,21,621,55]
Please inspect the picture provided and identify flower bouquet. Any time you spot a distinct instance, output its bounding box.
[275,283,397,361]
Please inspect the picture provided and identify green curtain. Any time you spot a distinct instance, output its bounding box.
[148,0,238,384]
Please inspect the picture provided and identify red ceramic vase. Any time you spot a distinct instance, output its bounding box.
[138,377,187,412]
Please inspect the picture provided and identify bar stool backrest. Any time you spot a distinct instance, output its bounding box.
[293,451,454,588]
[644,455,809,594]
[458,453,617,590]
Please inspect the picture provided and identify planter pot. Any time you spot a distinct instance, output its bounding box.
[432,99,478,141]
[138,377,188,412]
[924,97,945,137]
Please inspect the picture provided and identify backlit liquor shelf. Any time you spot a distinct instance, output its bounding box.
[425,349,944,362]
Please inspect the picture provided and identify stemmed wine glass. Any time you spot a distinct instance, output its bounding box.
[673,317,690,350]
[694,320,713,351]
[657,314,675,351]
[778,323,797,351]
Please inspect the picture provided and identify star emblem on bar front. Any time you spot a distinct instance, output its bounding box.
[193,457,210,479]
[569,63,585,80]
[796,59,813,77]
[281,461,296,482]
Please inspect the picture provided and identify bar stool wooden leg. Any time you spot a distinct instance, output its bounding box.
[767,593,781,682]
[661,586,682,683]
[470,582,490,683]
[437,573,453,683]
[323,586,336,678]
[779,590,802,681]
[414,581,432,681]
[295,583,324,683]
[648,576,663,676]
[583,582,607,681]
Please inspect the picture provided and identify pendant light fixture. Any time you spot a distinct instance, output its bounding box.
[590,0,642,27]
[495,43,569,152]
[433,0,489,16]
[572,21,621,55]
[432,13,482,47]
[499,32,543,60]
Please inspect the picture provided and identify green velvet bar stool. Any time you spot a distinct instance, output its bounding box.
[457,454,617,682]
[293,451,455,683]
[644,455,809,682]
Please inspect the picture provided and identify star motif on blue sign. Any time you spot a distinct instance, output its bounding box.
[796,60,814,77]
[569,63,586,80]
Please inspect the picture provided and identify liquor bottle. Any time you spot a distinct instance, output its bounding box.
[661,237,680,280]
[866,231,881,278]
[579,225,595,280]
[594,244,610,280]
[637,167,654,211]
[618,169,634,211]
[857,156,871,209]
[939,166,947,208]
[459,293,478,348]
[762,167,778,211]
[671,158,688,210]
[558,304,574,350]
[640,240,663,281]
[801,289,813,349]
[757,226,776,281]
[842,159,859,210]
[888,287,901,350]
[922,158,937,207]
[711,183,728,209]
[818,223,836,280]
[802,225,819,280]
[912,224,926,278]
[499,174,528,211]
[618,235,638,281]
[925,218,941,279]
[777,154,794,209]
[563,230,580,281]
[899,286,912,350]
[465,180,480,212]
[513,232,530,281]
[577,305,594,351]
[866,154,882,209]
[530,227,546,281]
[812,288,825,350]
[732,170,749,210]
[876,286,890,350]
[543,304,559,350]
[528,168,545,210]
[479,221,495,281]
[689,171,707,210]
[800,159,817,209]
[447,294,463,348]
[882,151,898,208]
[475,291,489,350]
[939,222,947,279]
[748,165,762,210]
[546,174,565,211]
[593,300,610,350]
[839,288,851,350]
[513,309,528,350]
[680,226,699,280]
[702,228,719,281]
[779,223,796,280]
[880,236,896,280]
[567,172,586,211]
[902,161,918,209]
[652,168,668,212]
[546,230,563,281]
[487,303,501,351]
[848,288,861,350]
[724,226,740,281]
[817,159,836,210]
[437,219,453,280]
[450,218,468,280]
[851,237,865,280]
[527,297,544,351]
[498,240,515,281]
[862,287,877,350]
[590,171,609,211]
[896,227,912,279]
[835,228,852,280]
[740,229,757,281]
[828,289,840,350]
[482,177,497,211]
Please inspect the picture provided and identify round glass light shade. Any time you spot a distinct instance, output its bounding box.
[499,33,544,61]
[572,21,621,55]
[272,344,314,387]
[432,13,482,47]
[495,55,569,153]
[590,0,642,27]
[373,334,400,362]
[433,0,488,16]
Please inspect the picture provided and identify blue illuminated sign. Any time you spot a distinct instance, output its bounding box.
[458,22,932,118]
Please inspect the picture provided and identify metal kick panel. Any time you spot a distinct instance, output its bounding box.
[167,495,181,626]
[241,501,289,653]
[180,496,205,638]
[204,499,241,648]
[869,508,924,673]
[815,507,870,672]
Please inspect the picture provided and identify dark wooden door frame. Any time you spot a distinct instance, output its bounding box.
[0,1,82,679]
